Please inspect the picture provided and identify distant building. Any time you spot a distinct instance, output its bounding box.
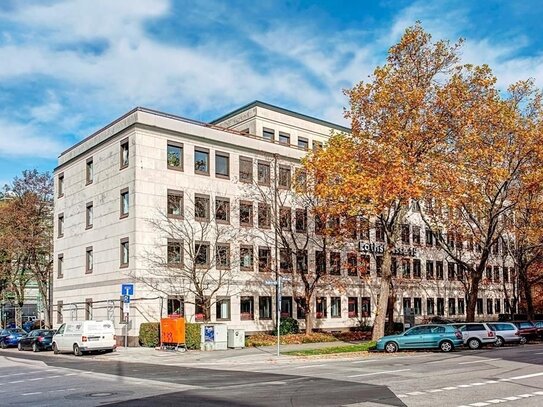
[53,102,512,344]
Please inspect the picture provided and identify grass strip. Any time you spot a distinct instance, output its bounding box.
[283,341,377,356]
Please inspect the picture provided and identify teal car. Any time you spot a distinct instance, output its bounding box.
[376,324,463,353]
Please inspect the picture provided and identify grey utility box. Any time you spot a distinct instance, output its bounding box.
[227,329,245,349]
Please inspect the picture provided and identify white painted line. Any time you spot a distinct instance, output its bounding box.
[442,386,458,390]
[498,378,512,382]
[458,384,472,388]
[49,375,61,378]
[428,389,443,393]
[503,396,520,401]
[49,389,66,393]
[485,400,505,404]
[407,391,425,395]
[509,372,543,380]
[485,380,498,384]
[9,380,24,384]
[351,359,377,364]
[22,392,41,396]
[534,352,543,355]
[472,382,486,386]
[397,394,408,398]
[534,391,543,395]
[293,364,325,369]
[517,394,533,398]
[347,368,411,378]
[28,378,43,381]
[459,358,500,365]
[64,373,77,376]
[469,403,489,407]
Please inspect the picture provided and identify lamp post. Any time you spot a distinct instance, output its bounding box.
[265,275,290,356]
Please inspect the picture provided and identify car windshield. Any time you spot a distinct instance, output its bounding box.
[10,329,25,334]
[519,322,534,328]
[40,330,55,336]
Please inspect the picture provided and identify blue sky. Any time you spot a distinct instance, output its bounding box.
[1,0,543,185]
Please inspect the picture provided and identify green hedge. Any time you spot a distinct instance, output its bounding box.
[271,317,299,336]
[186,323,201,350]
[139,322,160,347]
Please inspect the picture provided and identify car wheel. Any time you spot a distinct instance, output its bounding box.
[32,343,39,352]
[468,338,481,350]
[440,340,453,352]
[520,336,527,345]
[494,336,504,347]
[17,343,22,351]
[0,341,6,349]
[385,341,398,353]
[52,343,60,354]
[73,344,82,356]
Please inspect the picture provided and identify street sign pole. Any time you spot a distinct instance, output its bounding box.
[265,276,290,357]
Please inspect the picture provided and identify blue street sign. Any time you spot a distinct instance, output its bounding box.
[123,295,130,304]
[121,284,134,296]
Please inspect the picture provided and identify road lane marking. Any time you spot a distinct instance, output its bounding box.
[8,380,24,384]
[347,368,411,378]
[470,403,489,406]
[28,378,43,381]
[459,358,500,365]
[406,391,425,395]
[293,364,325,369]
[22,392,41,396]
[442,387,458,390]
[351,360,377,364]
[508,372,543,380]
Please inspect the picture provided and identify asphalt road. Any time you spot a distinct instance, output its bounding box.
[1,343,543,406]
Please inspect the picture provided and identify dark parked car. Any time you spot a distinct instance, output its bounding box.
[512,321,538,341]
[0,328,26,348]
[533,321,543,338]
[18,329,56,352]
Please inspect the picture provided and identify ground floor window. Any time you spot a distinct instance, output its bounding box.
[216,297,231,320]
[296,298,306,319]
[448,298,456,315]
[437,298,444,316]
[331,297,341,318]
[167,297,184,317]
[476,298,484,315]
[486,298,493,315]
[361,297,371,317]
[495,299,501,314]
[458,298,465,315]
[414,297,421,315]
[240,296,254,320]
[427,298,435,315]
[403,298,411,315]
[348,297,358,318]
[316,297,327,318]
[195,297,207,321]
[259,296,272,319]
[281,296,292,318]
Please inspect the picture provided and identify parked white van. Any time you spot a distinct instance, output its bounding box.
[52,320,116,356]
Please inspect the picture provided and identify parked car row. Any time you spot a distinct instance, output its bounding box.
[376,320,541,353]
[0,320,117,356]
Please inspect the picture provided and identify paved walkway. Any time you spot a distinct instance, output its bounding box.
[95,341,362,366]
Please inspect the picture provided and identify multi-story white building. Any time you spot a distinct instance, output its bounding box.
[53,101,512,344]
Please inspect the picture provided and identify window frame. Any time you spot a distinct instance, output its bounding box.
[194,147,210,176]
[239,200,254,227]
[167,189,184,219]
[86,157,93,185]
[85,246,93,274]
[167,141,184,171]
[57,253,64,279]
[86,201,93,229]
[215,151,230,179]
[216,243,230,270]
[120,187,129,219]
[297,137,309,150]
[278,165,291,189]
[194,241,210,267]
[120,138,129,170]
[240,245,254,271]
[215,197,230,224]
[167,239,183,266]
[58,173,64,198]
[120,237,129,268]
[57,213,64,238]
[279,132,290,145]
[239,156,253,183]
[194,194,210,222]
[257,161,271,186]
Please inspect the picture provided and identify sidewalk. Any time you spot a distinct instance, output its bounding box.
[95,341,362,366]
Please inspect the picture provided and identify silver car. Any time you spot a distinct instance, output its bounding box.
[487,322,525,346]
[448,322,497,349]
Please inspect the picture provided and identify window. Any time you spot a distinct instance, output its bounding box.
[86,202,93,229]
[296,250,308,274]
[86,157,93,185]
[316,297,327,318]
[281,296,293,318]
[426,261,434,279]
[257,162,270,185]
[120,238,129,268]
[167,240,182,265]
[375,221,385,242]
[313,140,323,151]
[436,261,444,280]
[425,228,433,246]
[215,152,229,178]
[120,188,129,218]
[401,224,410,244]
[427,298,435,315]
[120,138,129,169]
[215,197,230,224]
[85,298,93,320]
[240,245,254,271]
[195,297,207,321]
[412,226,421,245]
[413,259,421,278]
[361,297,371,317]
[280,207,291,230]
[167,297,184,316]
[240,201,253,227]
[216,244,230,269]
[278,166,291,189]
[194,148,209,175]
[280,248,292,273]
[495,299,501,314]
[487,298,493,315]
[240,297,254,320]
[258,247,271,272]
[331,297,341,318]
[297,137,309,150]
[503,267,509,283]
[347,253,358,276]
[477,298,484,315]
[296,298,307,319]
[262,128,274,140]
[448,298,456,315]
[279,132,290,145]
[216,297,231,320]
[402,259,411,278]
[447,262,456,280]
[315,215,325,235]
[57,213,64,238]
[437,298,444,316]
[239,157,253,183]
[57,301,63,324]
[85,246,93,273]
[361,255,370,275]
[195,242,210,266]
[414,297,422,315]
[330,252,341,275]
[411,200,421,212]
[167,190,184,219]
[403,298,412,315]
[458,298,465,314]
[295,209,307,233]
[486,266,492,280]
[348,297,358,318]
[167,142,183,170]
[259,296,272,319]
[315,250,326,274]
[257,203,271,228]
[391,257,398,277]
[58,173,64,198]
[494,266,500,282]
[57,254,64,279]
[195,194,210,221]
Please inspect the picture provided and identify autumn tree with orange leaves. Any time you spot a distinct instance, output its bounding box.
[304,24,461,340]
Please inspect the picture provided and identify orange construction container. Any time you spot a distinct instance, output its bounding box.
[160,317,186,346]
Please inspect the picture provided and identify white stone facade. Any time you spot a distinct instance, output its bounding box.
[53,102,512,343]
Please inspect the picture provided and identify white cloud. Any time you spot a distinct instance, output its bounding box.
[0,118,66,158]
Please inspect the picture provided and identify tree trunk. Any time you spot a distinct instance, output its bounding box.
[304,293,313,335]
[372,248,392,341]
[519,266,534,319]
[386,286,395,333]
[38,282,50,328]
[15,303,23,328]
[466,270,483,321]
